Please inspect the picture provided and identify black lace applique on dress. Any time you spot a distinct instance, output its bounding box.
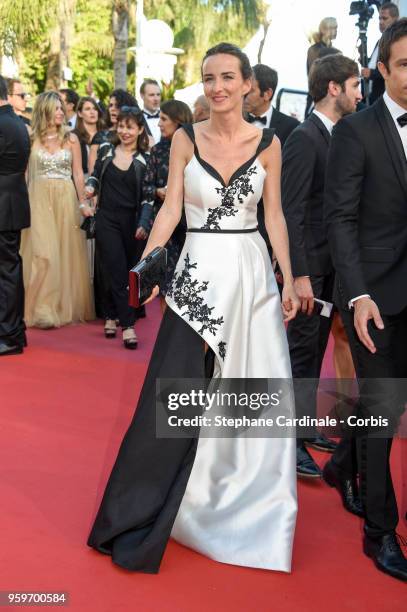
[201,166,258,230]
[167,254,224,335]
[217,341,227,360]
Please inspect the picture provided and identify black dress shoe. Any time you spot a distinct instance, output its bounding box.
[323,460,364,517]
[364,532,407,581]
[304,434,338,453]
[0,340,23,356]
[297,444,322,478]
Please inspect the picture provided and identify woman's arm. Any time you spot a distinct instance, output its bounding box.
[68,133,92,216]
[141,129,191,259]
[261,136,299,320]
[69,133,85,198]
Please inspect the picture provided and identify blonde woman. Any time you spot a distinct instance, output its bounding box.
[307,17,340,74]
[21,91,94,328]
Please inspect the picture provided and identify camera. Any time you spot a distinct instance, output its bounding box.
[349,0,382,76]
[349,1,382,29]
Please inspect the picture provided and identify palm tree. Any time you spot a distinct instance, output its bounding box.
[112,0,130,89]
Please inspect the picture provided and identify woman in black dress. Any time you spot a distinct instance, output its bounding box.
[73,97,104,176]
[85,108,152,348]
[143,99,192,310]
[87,90,147,326]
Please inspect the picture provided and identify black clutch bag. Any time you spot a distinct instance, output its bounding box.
[129,246,167,308]
[80,213,96,239]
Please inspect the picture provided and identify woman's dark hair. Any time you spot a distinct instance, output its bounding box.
[308,54,359,103]
[160,100,193,126]
[113,107,149,153]
[379,17,407,71]
[201,42,252,80]
[75,97,105,144]
[105,89,141,128]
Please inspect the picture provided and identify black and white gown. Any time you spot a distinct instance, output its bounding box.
[88,126,297,573]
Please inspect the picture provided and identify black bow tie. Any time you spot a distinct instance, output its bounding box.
[397,113,407,127]
[144,112,160,119]
[247,114,267,125]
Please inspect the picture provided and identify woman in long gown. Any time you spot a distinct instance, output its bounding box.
[21,92,94,328]
[88,43,300,573]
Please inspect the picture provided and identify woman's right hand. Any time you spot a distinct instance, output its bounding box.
[142,285,159,305]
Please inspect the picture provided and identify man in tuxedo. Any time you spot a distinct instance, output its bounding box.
[361,2,399,105]
[323,19,407,581]
[244,64,300,260]
[140,79,161,145]
[282,55,362,478]
[245,64,300,145]
[0,75,30,355]
[59,88,79,130]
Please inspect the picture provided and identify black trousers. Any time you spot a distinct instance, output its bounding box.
[287,272,335,443]
[0,230,25,345]
[332,304,407,536]
[96,208,145,328]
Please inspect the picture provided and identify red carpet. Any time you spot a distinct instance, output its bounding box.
[1,302,406,611]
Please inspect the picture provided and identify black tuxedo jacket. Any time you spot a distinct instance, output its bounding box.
[324,97,407,315]
[0,105,30,231]
[257,108,300,249]
[269,107,300,146]
[281,113,333,277]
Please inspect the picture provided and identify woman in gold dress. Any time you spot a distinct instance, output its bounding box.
[21,92,94,328]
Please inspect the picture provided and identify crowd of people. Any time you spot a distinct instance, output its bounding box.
[0,0,406,584]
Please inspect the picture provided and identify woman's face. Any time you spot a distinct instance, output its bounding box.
[53,100,65,127]
[324,22,338,41]
[202,53,251,115]
[158,112,178,139]
[108,96,119,125]
[117,118,143,148]
[79,101,99,125]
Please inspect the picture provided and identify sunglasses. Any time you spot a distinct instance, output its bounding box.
[120,105,142,114]
[11,93,29,99]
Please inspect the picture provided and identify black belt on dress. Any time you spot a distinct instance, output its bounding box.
[187,227,258,234]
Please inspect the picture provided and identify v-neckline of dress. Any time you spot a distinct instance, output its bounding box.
[184,125,269,189]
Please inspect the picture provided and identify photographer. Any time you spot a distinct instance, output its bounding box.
[361,2,399,104]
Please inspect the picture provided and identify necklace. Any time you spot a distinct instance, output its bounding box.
[46,133,58,140]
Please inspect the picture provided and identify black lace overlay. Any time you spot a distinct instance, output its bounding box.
[217,341,227,360]
[201,166,258,230]
[167,254,224,336]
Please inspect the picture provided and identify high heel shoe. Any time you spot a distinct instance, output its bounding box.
[104,319,117,338]
[123,327,138,349]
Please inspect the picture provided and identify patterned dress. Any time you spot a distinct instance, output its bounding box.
[88,126,297,574]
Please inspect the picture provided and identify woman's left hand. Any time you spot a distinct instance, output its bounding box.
[135,226,148,240]
[282,282,300,322]
[80,204,95,217]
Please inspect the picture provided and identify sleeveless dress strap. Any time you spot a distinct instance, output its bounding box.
[181,123,197,148]
[255,128,275,157]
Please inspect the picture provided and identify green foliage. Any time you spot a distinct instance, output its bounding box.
[70,0,115,100]
[143,0,261,89]
[2,0,261,98]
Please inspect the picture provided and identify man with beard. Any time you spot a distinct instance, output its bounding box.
[282,54,362,479]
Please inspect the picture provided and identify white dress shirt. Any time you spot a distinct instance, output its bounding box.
[383,91,407,159]
[313,109,335,135]
[251,104,274,130]
[67,113,77,130]
[143,109,161,144]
